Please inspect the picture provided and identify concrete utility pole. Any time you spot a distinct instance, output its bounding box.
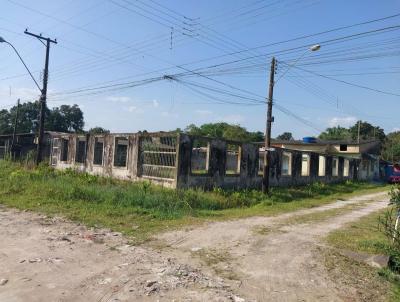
[262,57,276,194]
[261,45,321,194]
[11,98,20,157]
[24,30,57,164]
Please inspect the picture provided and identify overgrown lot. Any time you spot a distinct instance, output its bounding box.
[325,190,400,301]
[0,160,388,242]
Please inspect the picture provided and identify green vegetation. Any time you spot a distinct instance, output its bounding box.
[276,132,294,141]
[319,120,386,142]
[0,102,84,134]
[0,160,387,243]
[325,188,400,301]
[181,122,264,142]
[327,209,390,254]
[382,131,400,163]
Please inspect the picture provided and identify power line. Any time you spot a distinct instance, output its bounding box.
[290,64,400,97]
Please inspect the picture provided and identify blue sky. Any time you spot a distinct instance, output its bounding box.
[1,0,399,138]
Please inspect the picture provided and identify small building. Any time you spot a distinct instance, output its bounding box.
[0,131,64,160]
[1,131,380,189]
[269,138,381,181]
[47,132,361,190]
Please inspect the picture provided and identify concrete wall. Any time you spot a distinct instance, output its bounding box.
[51,133,177,188]
[50,132,370,190]
[0,133,52,160]
[175,134,360,190]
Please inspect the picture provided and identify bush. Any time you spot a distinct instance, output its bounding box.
[379,185,400,273]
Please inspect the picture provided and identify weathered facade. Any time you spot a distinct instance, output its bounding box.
[49,132,361,190]
[270,139,381,181]
[0,132,55,160]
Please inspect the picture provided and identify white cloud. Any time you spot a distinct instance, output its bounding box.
[328,116,357,127]
[106,96,131,103]
[0,86,40,102]
[218,114,245,124]
[125,106,144,114]
[392,127,400,132]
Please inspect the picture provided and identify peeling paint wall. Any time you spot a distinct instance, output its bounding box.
[175,134,360,190]
[51,132,367,190]
[51,132,177,188]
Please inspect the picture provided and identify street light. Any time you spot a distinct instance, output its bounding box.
[0,36,42,92]
[262,44,321,194]
[1,36,43,159]
[275,44,321,84]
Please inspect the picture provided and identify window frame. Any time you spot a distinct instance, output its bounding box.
[75,138,86,164]
[318,155,326,176]
[93,137,104,166]
[332,157,339,176]
[113,137,129,168]
[301,153,311,177]
[61,138,69,162]
[281,151,292,176]
[343,159,350,177]
[225,143,241,176]
[190,139,210,176]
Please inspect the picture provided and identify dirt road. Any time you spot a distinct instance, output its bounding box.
[0,191,388,301]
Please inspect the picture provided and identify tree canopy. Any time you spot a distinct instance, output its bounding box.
[183,122,264,142]
[88,127,110,134]
[319,126,350,141]
[0,102,84,135]
[276,132,294,141]
[382,131,400,163]
[318,121,385,142]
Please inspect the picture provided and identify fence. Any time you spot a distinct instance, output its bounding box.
[139,135,177,180]
[51,132,179,188]
[0,138,9,159]
[49,132,365,190]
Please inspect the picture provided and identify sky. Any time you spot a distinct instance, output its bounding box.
[0,0,399,138]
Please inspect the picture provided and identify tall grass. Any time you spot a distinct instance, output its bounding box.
[0,160,387,242]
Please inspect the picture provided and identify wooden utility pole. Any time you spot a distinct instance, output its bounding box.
[11,98,20,158]
[24,30,57,164]
[262,57,276,194]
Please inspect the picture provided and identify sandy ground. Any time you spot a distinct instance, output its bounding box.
[0,191,388,302]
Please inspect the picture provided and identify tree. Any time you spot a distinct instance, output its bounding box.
[382,131,400,163]
[276,132,294,141]
[88,127,110,134]
[184,122,263,142]
[0,109,12,135]
[53,105,84,132]
[319,126,350,140]
[0,102,84,134]
[10,101,43,134]
[349,120,386,143]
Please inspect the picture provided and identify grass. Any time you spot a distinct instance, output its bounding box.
[327,209,391,254]
[0,160,389,243]
[325,208,400,301]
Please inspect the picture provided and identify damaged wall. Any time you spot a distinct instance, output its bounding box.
[51,132,178,188]
[50,132,361,190]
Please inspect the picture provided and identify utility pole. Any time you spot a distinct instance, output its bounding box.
[262,57,276,194]
[11,98,20,158]
[24,30,57,164]
[357,120,361,144]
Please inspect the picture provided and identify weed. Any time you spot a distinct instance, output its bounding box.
[0,160,388,243]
